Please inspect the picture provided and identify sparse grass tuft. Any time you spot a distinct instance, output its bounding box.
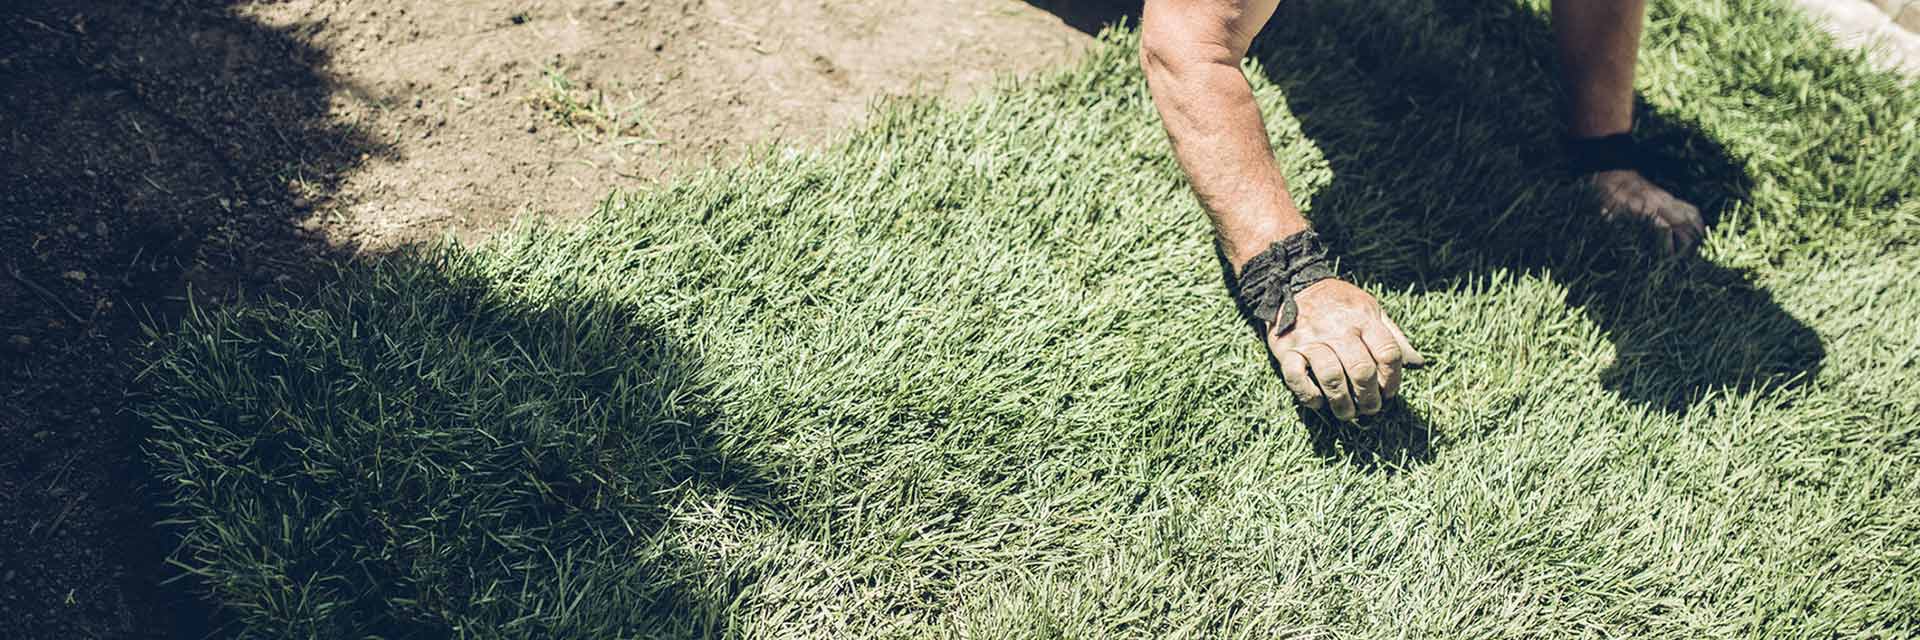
[143,1,1920,638]
[526,63,654,142]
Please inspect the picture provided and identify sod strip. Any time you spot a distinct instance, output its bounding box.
[142,1,1919,638]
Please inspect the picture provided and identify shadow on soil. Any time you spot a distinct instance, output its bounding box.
[1,0,379,636]
[1028,0,1825,470]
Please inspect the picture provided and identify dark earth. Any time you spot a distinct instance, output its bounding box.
[2,1,369,636]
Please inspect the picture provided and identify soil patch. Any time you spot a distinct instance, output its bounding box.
[243,0,1097,248]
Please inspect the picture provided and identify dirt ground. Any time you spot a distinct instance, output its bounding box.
[0,1,1102,637]
[252,0,1100,248]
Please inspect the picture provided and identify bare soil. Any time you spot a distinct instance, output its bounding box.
[249,0,1097,248]
[0,1,1097,637]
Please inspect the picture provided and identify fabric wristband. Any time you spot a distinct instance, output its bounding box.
[1231,230,1337,336]
[1564,132,1640,175]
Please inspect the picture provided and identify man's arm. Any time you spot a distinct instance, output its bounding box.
[1141,0,1422,420]
[1141,0,1300,265]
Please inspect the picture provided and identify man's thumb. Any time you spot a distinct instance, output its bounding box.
[1382,314,1425,367]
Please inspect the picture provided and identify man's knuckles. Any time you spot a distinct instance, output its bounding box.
[1313,371,1347,397]
[1344,360,1378,386]
[1370,341,1403,364]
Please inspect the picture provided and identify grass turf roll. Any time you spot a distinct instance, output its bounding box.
[142,1,1920,637]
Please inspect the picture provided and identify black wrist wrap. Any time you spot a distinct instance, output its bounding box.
[1564,132,1640,175]
[1232,230,1337,335]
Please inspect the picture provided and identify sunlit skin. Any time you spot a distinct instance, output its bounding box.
[1141,0,1704,420]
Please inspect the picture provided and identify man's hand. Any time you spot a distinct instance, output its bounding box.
[1267,279,1424,421]
[1139,0,1423,417]
[1588,169,1706,255]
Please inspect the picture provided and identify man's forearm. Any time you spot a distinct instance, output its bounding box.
[1138,1,1423,420]
[1141,1,1305,270]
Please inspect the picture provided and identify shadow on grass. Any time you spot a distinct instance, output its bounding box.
[1030,0,1825,467]
[142,250,797,637]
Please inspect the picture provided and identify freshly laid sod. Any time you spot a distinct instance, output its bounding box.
[141,0,1919,637]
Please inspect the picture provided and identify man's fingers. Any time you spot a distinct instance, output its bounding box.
[1331,337,1383,416]
[1359,320,1404,398]
[1276,349,1324,410]
[1672,201,1705,254]
[1380,314,1424,367]
[1302,344,1356,421]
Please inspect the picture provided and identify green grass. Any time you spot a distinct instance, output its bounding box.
[140,0,1920,637]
